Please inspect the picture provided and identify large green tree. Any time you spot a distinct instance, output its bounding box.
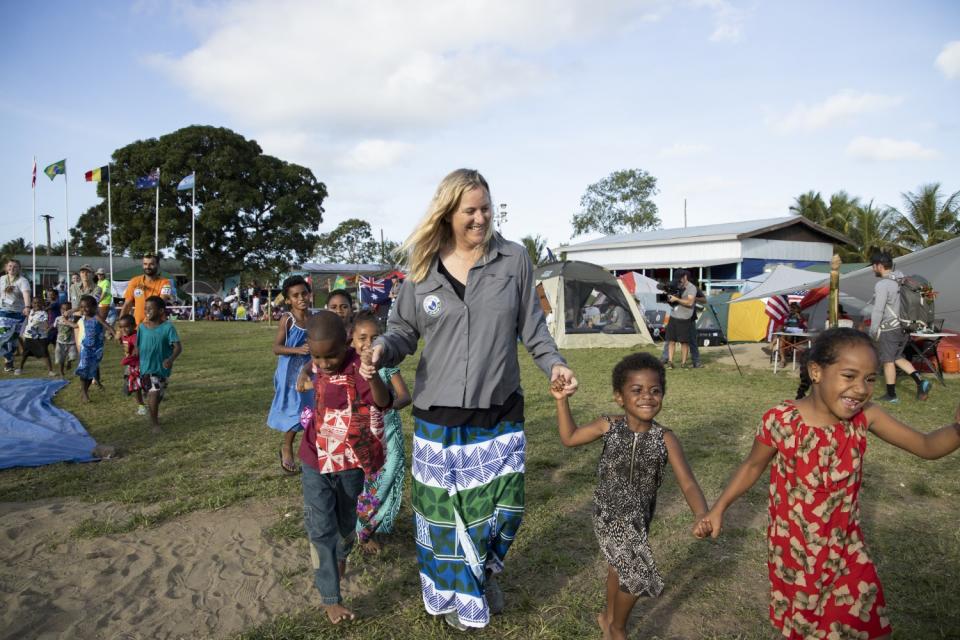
[571,169,661,236]
[313,218,383,264]
[890,183,959,251]
[71,126,327,282]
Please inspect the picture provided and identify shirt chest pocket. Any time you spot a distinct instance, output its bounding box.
[482,274,517,312]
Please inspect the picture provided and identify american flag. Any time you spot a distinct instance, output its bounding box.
[765,292,807,339]
[359,276,392,304]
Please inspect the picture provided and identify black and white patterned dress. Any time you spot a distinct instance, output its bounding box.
[593,417,668,597]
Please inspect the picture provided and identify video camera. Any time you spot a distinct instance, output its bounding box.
[656,281,685,304]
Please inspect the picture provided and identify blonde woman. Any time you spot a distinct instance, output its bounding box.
[366,168,578,631]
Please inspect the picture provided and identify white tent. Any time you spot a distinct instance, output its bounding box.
[734,265,833,302]
[733,238,960,331]
[535,261,653,349]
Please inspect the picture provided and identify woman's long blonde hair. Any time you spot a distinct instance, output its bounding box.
[400,169,494,282]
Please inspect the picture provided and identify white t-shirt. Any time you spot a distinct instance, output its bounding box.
[1,274,30,314]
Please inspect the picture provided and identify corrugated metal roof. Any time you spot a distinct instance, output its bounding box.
[562,216,845,250]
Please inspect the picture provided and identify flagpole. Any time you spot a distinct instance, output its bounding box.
[191,171,196,322]
[31,157,37,296]
[154,167,160,255]
[64,160,70,278]
[107,167,114,286]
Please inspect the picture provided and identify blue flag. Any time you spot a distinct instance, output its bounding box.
[177,173,195,191]
[136,168,160,189]
[359,276,392,305]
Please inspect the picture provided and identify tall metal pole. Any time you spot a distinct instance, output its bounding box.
[31,157,37,296]
[191,172,196,322]
[684,198,687,228]
[154,168,160,255]
[64,161,70,277]
[107,168,114,286]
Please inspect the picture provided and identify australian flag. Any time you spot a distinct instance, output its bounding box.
[359,276,392,304]
[136,168,160,189]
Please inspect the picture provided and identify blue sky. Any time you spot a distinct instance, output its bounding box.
[2,1,958,255]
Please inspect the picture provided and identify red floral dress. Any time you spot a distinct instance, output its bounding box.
[756,401,892,639]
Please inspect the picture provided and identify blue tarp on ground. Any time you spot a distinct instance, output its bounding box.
[0,379,98,469]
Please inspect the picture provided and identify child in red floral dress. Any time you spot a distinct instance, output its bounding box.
[117,314,146,416]
[696,328,960,639]
[294,310,391,625]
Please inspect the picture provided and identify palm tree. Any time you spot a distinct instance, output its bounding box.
[891,183,960,250]
[789,191,830,226]
[520,234,548,266]
[835,201,904,262]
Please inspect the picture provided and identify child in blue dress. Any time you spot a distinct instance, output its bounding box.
[267,275,314,474]
[75,295,115,402]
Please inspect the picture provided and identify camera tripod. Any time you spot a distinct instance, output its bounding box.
[707,301,743,377]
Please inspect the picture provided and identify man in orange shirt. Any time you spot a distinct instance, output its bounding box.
[119,255,173,326]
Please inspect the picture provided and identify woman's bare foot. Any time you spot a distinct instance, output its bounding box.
[323,603,355,624]
[360,538,383,555]
[597,612,612,640]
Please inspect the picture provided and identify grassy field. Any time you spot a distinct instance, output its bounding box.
[1,321,958,639]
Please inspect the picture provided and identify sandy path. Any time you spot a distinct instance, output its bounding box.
[0,499,319,640]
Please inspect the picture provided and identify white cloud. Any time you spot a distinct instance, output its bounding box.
[690,0,748,43]
[935,40,960,79]
[846,136,939,161]
[659,142,711,158]
[339,140,413,171]
[148,0,659,134]
[768,90,903,133]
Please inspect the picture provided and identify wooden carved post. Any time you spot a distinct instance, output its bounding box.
[828,254,841,329]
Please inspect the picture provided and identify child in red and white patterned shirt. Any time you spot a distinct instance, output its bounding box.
[294,310,390,625]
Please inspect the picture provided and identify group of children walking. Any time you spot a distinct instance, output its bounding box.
[268,280,960,640]
[15,291,183,431]
[556,328,959,640]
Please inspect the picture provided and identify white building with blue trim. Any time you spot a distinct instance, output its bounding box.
[557,216,851,289]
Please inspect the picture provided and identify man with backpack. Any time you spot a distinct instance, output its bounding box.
[869,250,932,403]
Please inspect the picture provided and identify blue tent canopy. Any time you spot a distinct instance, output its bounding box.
[0,379,98,469]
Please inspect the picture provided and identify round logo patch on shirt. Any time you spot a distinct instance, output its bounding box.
[423,295,442,317]
[133,288,144,297]
[160,284,172,296]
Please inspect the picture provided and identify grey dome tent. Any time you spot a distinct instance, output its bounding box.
[534,261,653,349]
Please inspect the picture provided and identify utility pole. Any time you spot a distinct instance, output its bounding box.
[683,199,687,228]
[40,214,54,256]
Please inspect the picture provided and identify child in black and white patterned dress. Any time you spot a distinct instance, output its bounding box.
[551,352,709,640]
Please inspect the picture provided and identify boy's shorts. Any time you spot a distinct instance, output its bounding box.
[140,373,167,399]
[23,338,49,358]
[54,342,78,365]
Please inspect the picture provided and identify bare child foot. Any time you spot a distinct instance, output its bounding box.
[323,603,355,625]
[80,392,90,403]
[597,612,612,640]
[150,422,162,435]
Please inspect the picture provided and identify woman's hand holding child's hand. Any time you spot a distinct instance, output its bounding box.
[549,376,567,400]
[358,347,374,380]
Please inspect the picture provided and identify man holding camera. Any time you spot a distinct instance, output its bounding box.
[662,269,699,368]
[660,272,706,368]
